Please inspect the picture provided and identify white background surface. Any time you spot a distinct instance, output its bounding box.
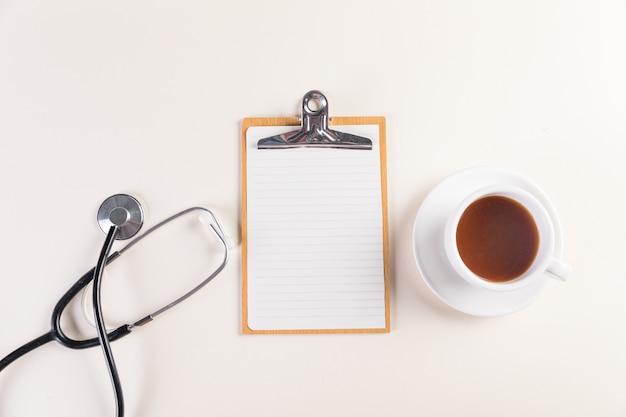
[1,0,625,416]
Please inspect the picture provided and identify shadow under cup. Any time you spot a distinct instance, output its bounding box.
[444,187,561,290]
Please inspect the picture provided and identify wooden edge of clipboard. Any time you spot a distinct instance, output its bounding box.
[241,116,390,335]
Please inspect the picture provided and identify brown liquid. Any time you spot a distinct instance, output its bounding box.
[456,196,539,282]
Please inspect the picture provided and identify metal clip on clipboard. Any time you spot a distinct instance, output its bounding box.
[257,90,373,150]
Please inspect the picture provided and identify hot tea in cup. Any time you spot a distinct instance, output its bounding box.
[456,195,539,282]
[444,185,570,291]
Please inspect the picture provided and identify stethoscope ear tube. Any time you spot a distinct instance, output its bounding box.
[129,210,230,326]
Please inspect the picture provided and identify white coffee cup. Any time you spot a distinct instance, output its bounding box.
[443,185,571,291]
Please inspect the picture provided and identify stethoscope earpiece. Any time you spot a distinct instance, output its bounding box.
[97,194,144,240]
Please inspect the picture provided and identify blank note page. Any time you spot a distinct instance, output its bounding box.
[244,123,388,332]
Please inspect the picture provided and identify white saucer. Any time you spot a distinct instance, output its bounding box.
[412,166,564,316]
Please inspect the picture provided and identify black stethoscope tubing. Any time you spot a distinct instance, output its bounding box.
[0,206,229,373]
[0,251,129,373]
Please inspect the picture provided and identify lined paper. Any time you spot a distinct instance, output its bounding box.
[243,121,389,333]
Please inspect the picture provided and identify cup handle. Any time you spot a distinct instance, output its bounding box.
[546,257,571,281]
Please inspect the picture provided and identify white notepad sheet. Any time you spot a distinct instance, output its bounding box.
[242,120,389,333]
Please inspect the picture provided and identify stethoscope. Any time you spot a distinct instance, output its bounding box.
[0,194,230,417]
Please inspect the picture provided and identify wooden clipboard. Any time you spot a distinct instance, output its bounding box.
[241,91,389,334]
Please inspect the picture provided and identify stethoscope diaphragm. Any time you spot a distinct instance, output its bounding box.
[97,194,144,240]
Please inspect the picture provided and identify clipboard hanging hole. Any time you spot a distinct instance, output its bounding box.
[303,91,327,115]
[301,91,330,137]
[305,97,323,113]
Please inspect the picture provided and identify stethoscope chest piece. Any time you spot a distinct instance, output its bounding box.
[97,194,144,240]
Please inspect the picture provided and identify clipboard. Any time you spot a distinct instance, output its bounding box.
[241,91,389,334]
